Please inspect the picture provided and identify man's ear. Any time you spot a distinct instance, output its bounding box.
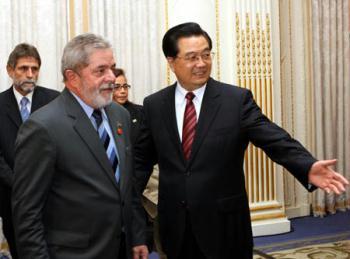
[6,65,14,79]
[167,57,176,73]
[64,70,80,90]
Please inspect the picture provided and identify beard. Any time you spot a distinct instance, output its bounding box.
[14,80,36,94]
[82,82,114,109]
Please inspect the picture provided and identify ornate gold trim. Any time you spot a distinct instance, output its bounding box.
[82,0,89,33]
[265,13,275,200]
[69,0,89,38]
[165,0,170,85]
[215,0,221,80]
[305,0,314,152]
[249,203,282,211]
[251,212,286,221]
[235,11,276,204]
[288,0,295,136]
[69,0,75,40]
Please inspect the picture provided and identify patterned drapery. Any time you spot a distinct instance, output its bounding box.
[0,0,68,92]
[311,0,350,216]
[88,0,166,104]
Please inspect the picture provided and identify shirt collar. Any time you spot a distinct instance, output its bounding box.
[13,86,34,106]
[175,82,206,101]
[70,91,107,120]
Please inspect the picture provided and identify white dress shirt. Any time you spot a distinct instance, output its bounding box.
[175,82,206,141]
[13,87,33,112]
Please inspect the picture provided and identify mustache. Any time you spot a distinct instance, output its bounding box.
[100,83,117,91]
[18,80,36,87]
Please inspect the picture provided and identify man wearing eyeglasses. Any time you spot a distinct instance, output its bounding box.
[134,22,349,259]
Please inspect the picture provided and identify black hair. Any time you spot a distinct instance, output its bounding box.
[162,22,212,58]
[112,68,125,78]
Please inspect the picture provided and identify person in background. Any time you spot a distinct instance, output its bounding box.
[0,43,59,259]
[11,34,148,259]
[112,68,143,146]
[112,68,167,258]
[133,22,349,259]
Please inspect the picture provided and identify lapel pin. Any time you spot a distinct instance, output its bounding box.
[117,122,123,135]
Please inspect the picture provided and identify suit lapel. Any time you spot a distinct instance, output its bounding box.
[4,87,44,128]
[160,84,185,164]
[31,87,45,112]
[4,88,22,128]
[105,106,126,193]
[188,79,221,165]
[62,89,120,191]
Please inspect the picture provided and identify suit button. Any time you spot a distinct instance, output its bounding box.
[121,201,125,207]
[180,200,187,207]
[185,171,191,176]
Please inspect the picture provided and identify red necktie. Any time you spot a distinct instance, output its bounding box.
[182,92,197,160]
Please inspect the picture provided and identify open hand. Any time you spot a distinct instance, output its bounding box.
[308,159,349,194]
[132,245,148,259]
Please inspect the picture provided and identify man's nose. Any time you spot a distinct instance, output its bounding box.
[26,68,34,78]
[106,68,116,82]
[195,56,206,67]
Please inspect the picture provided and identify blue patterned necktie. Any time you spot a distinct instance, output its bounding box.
[92,109,120,182]
[20,97,30,122]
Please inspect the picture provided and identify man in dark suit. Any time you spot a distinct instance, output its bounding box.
[0,43,59,259]
[134,22,349,259]
[12,34,148,259]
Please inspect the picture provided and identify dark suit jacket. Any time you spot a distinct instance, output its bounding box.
[134,78,317,259]
[0,86,59,187]
[122,101,143,145]
[0,86,59,257]
[12,88,143,259]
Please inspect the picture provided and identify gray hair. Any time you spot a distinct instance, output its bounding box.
[61,33,112,81]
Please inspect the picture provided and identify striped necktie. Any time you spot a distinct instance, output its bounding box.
[182,92,197,160]
[20,96,30,122]
[92,109,119,182]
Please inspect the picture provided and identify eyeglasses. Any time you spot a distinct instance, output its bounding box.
[114,84,131,90]
[176,51,215,63]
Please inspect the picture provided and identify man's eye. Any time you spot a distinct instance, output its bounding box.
[202,53,210,59]
[95,68,105,75]
[187,55,197,61]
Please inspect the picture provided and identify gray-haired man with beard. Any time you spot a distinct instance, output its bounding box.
[0,43,59,259]
[12,34,148,259]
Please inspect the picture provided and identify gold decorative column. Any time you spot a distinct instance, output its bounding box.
[235,6,289,236]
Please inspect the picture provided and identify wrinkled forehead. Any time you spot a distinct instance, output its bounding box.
[86,48,115,66]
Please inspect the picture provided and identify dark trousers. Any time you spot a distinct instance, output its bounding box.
[173,212,206,259]
[118,232,127,259]
[2,214,18,259]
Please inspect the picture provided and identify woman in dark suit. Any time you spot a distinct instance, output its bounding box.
[112,69,167,258]
[112,68,143,146]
